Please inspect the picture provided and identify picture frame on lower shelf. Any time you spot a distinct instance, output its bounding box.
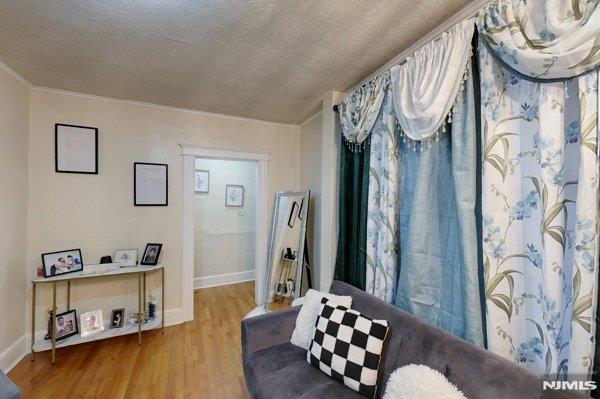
[80,310,104,338]
[55,309,78,341]
[110,308,125,329]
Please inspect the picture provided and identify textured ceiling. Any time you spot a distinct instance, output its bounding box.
[0,0,471,124]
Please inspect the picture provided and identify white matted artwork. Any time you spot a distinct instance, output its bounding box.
[225,184,244,207]
[194,170,209,193]
[55,124,98,174]
[134,162,168,206]
[113,249,138,267]
[80,310,104,338]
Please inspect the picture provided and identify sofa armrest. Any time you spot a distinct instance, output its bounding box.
[0,370,21,399]
[241,306,300,362]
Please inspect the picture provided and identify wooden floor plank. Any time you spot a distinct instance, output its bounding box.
[9,282,255,399]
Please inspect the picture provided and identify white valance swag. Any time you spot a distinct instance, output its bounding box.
[390,19,474,142]
[338,72,390,145]
[480,0,600,80]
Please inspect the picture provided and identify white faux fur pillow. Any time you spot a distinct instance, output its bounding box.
[290,289,352,349]
[384,364,467,399]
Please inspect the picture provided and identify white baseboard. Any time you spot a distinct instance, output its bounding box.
[0,335,27,373]
[194,270,255,290]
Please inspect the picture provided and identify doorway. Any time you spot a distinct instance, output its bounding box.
[180,144,269,322]
[193,158,257,290]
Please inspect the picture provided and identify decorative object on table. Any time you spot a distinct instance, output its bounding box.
[55,123,98,174]
[100,255,112,264]
[54,309,78,341]
[287,201,299,227]
[134,162,168,206]
[36,266,44,277]
[383,364,466,399]
[225,184,244,207]
[286,279,295,296]
[194,169,209,193]
[109,308,125,329]
[113,249,137,267]
[83,263,121,274]
[141,243,162,265]
[147,294,157,319]
[41,248,83,278]
[80,310,104,337]
[44,307,54,340]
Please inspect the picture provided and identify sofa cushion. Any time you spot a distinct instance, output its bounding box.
[244,342,363,399]
[307,298,388,398]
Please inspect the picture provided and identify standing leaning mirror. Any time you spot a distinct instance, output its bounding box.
[264,190,311,311]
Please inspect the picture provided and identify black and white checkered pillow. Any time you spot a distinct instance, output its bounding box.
[307,298,389,398]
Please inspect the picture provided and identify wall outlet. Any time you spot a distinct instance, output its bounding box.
[237,209,245,216]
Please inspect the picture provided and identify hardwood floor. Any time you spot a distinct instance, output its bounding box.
[9,282,256,399]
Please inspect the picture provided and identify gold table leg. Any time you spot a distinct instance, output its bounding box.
[138,273,142,346]
[51,282,57,364]
[66,281,71,310]
[161,267,165,334]
[31,283,36,360]
[143,272,147,316]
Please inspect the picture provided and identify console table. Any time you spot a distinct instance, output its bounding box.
[30,264,164,364]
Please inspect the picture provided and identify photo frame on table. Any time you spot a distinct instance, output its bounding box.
[55,123,98,174]
[41,248,84,278]
[288,201,299,228]
[80,310,104,337]
[225,185,244,207]
[110,308,125,329]
[141,243,162,266]
[134,162,168,206]
[194,170,209,193]
[113,249,138,267]
[54,309,78,341]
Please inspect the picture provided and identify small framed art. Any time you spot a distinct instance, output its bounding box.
[55,309,78,341]
[134,162,168,206]
[80,310,104,337]
[110,308,125,329]
[55,123,98,174]
[225,185,244,207]
[41,249,84,278]
[195,170,209,193]
[141,243,162,265]
[114,249,138,267]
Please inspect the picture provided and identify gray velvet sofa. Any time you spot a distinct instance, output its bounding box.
[0,369,20,399]
[242,280,585,399]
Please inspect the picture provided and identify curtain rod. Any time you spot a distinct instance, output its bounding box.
[334,0,492,112]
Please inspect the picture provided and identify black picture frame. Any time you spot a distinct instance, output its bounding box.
[54,309,79,341]
[110,308,125,329]
[41,248,84,278]
[55,123,98,174]
[134,162,168,206]
[141,243,163,265]
[288,201,299,228]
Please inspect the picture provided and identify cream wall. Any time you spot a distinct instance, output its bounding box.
[299,111,322,290]
[194,158,256,279]
[0,67,29,370]
[27,89,300,331]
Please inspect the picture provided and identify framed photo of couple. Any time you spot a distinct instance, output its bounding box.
[41,249,84,278]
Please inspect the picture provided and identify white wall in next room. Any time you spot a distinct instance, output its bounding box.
[194,158,257,288]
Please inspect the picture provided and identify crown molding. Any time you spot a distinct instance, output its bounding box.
[0,60,32,88]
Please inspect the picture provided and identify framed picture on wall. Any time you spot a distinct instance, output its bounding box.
[194,170,209,193]
[55,123,98,174]
[225,185,244,207]
[134,162,168,206]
